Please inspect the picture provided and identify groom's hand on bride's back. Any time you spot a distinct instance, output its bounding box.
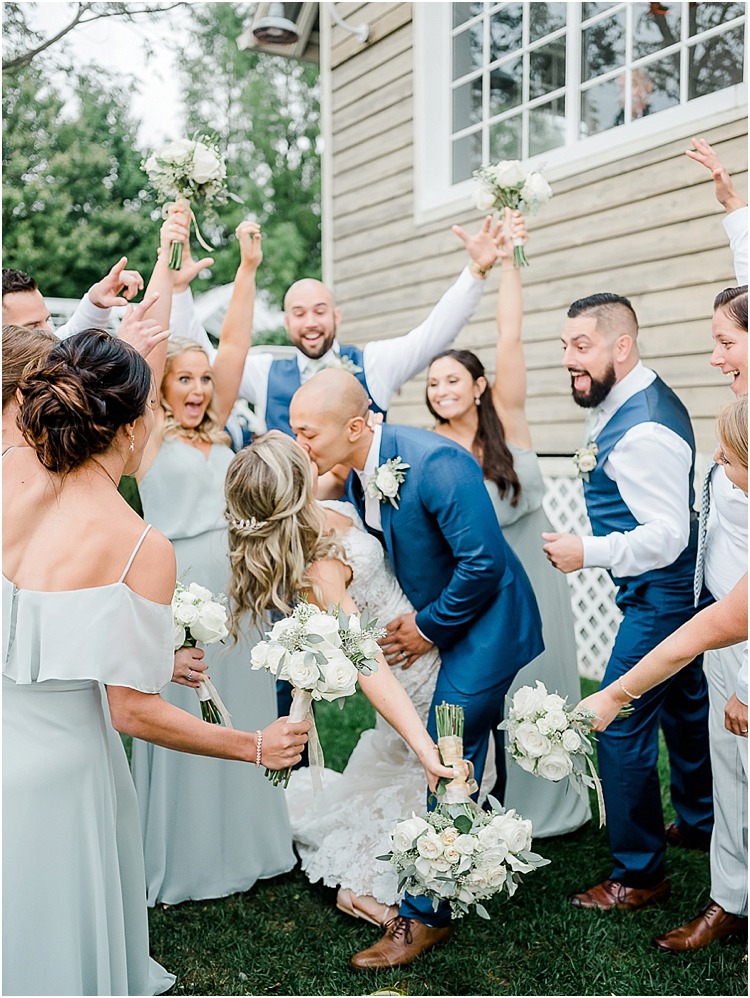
[261,717,311,769]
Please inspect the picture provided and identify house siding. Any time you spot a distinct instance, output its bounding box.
[326,3,747,455]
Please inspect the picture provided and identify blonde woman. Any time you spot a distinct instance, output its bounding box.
[129,216,297,907]
[224,430,453,927]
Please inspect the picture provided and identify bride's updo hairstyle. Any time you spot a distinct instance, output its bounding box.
[18,329,152,474]
[224,430,341,634]
[2,325,57,411]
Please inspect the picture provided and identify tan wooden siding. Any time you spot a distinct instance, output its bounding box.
[327,4,747,455]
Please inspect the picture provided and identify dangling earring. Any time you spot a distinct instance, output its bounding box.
[475,396,481,407]
[129,433,135,453]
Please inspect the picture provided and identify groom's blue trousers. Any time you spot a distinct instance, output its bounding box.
[595,587,713,888]
[399,668,517,928]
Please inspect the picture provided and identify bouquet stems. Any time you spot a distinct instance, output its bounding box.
[167,196,191,271]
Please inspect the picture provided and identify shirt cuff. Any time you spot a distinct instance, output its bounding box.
[77,291,112,328]
[722,205,748,239]
[582,534,612,569]
[460,264,487,297]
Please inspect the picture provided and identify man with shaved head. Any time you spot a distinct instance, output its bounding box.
[290,369,544,968]
[543,292,714,915]
[168,217,505,435]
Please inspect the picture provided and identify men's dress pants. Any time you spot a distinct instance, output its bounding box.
[706,644,748,917]
[399,668,518,928]
[597,595,714,888]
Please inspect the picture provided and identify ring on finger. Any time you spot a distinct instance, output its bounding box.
[187,669,194,681]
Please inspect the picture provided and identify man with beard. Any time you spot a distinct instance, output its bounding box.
[168,217,503,435]
[542,292,714,912]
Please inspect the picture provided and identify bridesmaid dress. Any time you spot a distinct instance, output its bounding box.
[131,438,295,906]
[2,527,176,996]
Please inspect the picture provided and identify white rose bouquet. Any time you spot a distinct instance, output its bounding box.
[379,702,549,919]
[172,581,232,726]
[250,600,384,788]
[472,159,552,266]
[499,681,631,826]
[141,135,229,270]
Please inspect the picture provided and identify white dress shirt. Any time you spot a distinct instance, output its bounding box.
[56,292,112,340]
[582,362,693,578]
[169,266,484,430]
[355,424,384,532]
[723,207,748,286]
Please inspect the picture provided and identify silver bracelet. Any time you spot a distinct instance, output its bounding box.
[255,729,263,767]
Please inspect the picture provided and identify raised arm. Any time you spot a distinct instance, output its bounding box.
[56,257,144,340]
[210,220,262,427]
[304,558,453,791]
[491,208,532,449]
[580,573,748,730]
[686,136,746,214]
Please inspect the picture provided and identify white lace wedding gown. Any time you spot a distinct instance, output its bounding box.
[285,500,440,905]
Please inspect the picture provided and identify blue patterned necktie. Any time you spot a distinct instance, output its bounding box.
[693,464,714,607]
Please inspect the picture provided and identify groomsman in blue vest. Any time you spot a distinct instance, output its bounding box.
[543,292,714,910]
[290,369,544,967]
[168,216,503,435]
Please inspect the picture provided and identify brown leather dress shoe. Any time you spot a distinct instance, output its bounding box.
[655,901,748,952]
[664,821,711,853]
[570,878,672,911]
[349,916,452,969]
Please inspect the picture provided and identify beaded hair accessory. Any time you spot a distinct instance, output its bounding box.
[226,511,268,532]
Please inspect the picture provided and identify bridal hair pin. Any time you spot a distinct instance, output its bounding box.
[226,511,268,532]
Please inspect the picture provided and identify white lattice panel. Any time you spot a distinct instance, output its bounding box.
[542,475,621,682]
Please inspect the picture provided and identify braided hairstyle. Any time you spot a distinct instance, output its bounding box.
[17,330,152,474]
[426,349,521,506]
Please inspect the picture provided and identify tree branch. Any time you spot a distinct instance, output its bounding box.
[2,3,89,72]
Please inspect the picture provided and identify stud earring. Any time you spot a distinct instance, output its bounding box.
[475,396,481,406]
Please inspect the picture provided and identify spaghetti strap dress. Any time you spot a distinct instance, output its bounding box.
[131,438,294,905]
[2,526,176,996]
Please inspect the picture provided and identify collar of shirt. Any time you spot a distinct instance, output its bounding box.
[297,341,342,380]
[356,423,382,484]
[594,361,656,437]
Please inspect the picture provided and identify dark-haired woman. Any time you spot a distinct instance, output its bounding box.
[130,217,296,907]
[425,210,590,837]
[2,328,308,996]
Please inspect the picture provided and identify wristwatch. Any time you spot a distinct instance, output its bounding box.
[469,260,492,278]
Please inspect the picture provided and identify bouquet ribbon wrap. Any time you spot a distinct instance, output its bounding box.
[289,687,325,794]
[196,676,233,728]
[437,733,479,806]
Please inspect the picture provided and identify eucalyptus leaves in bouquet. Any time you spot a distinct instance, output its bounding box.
[473,159,552,266]
[141,135,229,269]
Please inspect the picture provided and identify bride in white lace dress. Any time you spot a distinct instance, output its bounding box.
[286,495,441,919]
[223,433,454,928]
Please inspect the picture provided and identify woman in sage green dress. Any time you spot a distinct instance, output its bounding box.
[130,216,296,906]
[2,329,308,996]
[425,209,590,837]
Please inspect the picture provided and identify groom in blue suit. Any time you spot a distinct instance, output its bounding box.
[290,369,544,968]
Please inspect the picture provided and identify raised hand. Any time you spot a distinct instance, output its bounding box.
[117,291,169,358]
[452,214,503,274]
[686,137,746,213]
[89,257,145,308]
[159,205,191,261]
[236,219,263,273]
[169,205,214,293]
[497,207,528,264]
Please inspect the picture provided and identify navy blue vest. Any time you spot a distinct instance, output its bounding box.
[265,345,385,436]
[583,375,698,596]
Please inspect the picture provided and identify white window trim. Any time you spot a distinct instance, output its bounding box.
[413,2,748,226]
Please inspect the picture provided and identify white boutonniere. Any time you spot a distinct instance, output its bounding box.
[366,456,410,508]
[327,354,363,375]
[572,442,598,481]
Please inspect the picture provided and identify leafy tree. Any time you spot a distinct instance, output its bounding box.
[174,2,321,304]
[2,63,160,297]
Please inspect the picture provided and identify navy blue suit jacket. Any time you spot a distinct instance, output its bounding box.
[346,424,543,694]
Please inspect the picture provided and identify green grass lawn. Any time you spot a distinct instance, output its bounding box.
[146,680,748,996]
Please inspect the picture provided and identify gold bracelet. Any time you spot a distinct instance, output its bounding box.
[617,677,641,701]
[469,260,491,278]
